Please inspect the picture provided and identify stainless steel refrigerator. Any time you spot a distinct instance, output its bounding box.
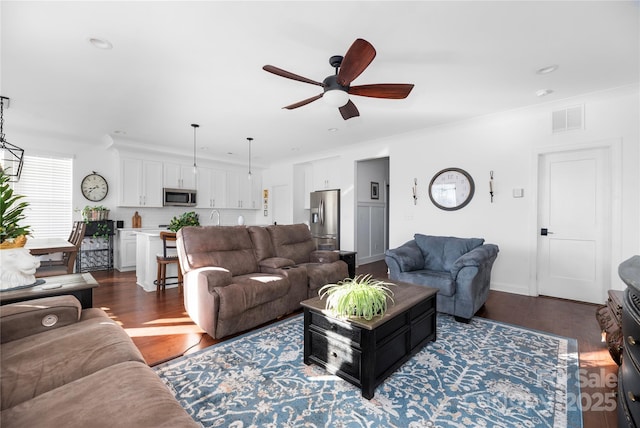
[310,189,340,250]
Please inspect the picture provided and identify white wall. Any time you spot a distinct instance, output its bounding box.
[14,84,639,297]
[263,85,639,296]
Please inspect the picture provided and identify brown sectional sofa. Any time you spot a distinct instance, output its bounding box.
[0,295,198,428]
[177,223,349,339]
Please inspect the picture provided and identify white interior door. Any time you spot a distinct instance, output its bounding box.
[272,184,290,225]
[537,148,611,303]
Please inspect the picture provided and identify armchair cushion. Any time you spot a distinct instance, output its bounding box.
[0,295,81,344]
[414,234,484,272]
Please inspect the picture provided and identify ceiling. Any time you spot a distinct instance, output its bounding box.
[1,1,638,167]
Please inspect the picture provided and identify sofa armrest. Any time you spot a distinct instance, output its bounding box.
[310,251,340,264]
[199,267,234,290]
[385,240,424,274]
[0,295,82,344]
[258,257,296,270]
[450,244,499,279]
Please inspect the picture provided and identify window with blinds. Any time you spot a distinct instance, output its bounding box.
[13,155,73,239]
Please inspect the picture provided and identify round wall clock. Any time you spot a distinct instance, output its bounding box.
[81,172,109,202]
[428,168,475,211]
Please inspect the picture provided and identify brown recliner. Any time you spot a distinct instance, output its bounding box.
[261,224,349,298]
[177,226,307,339]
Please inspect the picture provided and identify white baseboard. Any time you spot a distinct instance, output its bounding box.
[490,281,533,296]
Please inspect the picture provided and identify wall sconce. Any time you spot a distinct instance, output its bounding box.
[0,96,24,182]
[412,178,418,205]
[489,171,494,203]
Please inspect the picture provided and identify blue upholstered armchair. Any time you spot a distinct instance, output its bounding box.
[385,234,499,322]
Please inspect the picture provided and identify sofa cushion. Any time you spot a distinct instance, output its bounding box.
[267,224,316,265]
[214,274,291,319]
[414,234,484,272]
[0,361,199,427]
[247,225,275,261]
[179,226,259,276]
[396,270,456,297]
[1,310,145,410]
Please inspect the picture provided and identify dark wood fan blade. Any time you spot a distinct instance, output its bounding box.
[349,84,415,99]
[339,100,360,120]
[283,93,323,110]
[336,39,376,87]
[263,65,324,87]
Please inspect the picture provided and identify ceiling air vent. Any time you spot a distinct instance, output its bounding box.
[552,105,584,133]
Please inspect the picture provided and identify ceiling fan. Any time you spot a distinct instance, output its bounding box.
[263,38,414,120]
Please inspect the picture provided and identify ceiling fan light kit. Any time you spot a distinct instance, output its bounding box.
[323,89,350,108]
[263,38,414,120]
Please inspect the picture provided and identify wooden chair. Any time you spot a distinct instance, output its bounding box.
[36,221,86,277]
[154,231,182,292]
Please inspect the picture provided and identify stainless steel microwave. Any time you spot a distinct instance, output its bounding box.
[163,188,197,207]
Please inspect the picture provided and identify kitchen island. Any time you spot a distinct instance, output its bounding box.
[135,229,179,292]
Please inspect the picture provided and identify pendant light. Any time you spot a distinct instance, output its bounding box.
[247,137,253,180]
[191,124,199,175]
[0,96,24,182]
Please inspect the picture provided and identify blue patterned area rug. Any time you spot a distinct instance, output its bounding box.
[155,314,582,428]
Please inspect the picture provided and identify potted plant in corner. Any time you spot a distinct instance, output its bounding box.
[318,274,395,321]
[0,168,40,289]
[168,211,200,232]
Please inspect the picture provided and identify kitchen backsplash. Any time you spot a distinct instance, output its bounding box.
[76,206,262,229]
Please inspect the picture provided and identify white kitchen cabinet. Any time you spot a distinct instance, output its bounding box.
[196,167,228,208]
[163,162,197,190]
[115,229,137,271]
[118,158,163,207]
[226,170,261,209]
[312,157,339,190]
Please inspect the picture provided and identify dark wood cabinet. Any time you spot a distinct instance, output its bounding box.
[596,289,624,365]
[617,255,640,428]
[301,282,437,399]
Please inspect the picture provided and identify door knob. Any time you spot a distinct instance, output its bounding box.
[541,228,555,236]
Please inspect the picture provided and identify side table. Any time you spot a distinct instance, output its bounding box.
[338,250,357,278]
[596,289,624,365]
[0,273,98,309]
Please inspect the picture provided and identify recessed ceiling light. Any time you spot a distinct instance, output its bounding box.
[536,64,559,75]
[328,128,339,132]
[89,37,113,50]
[536,89,554,97]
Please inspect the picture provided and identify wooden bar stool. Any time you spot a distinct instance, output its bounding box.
[154,231,182,292]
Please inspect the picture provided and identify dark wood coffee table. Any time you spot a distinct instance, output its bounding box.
[0,273,98,309]
[301,280,438,399]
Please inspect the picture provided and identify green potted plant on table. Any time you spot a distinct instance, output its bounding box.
[0,168,40,290]
[0,168,31,249]
[168,211,200,232]
[81,205,109,221]
[318,274,395,321]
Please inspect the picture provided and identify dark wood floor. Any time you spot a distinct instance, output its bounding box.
[91,261,617,428]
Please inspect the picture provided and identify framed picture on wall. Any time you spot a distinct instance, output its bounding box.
[371,182,379,200]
